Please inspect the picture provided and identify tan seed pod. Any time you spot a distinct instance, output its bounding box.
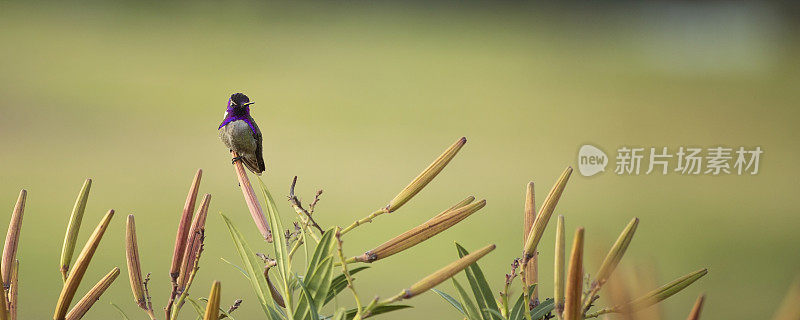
[359,200,486,263]
[60,179,92,281]
[563,227,585,320]
[2,190,26,287]
[594,217,639,288]
[401,244,495,299]
[625,268,708,311]
[65,267,120,320]
[53,210,114,320]
[178,194,211,291]
[203,281,221,320]
[171,169,202,281]
[125,215,146,309]
[554,215,565,315]
[387,137,467,212]
[523,167,572,259]
[686,294,705,320]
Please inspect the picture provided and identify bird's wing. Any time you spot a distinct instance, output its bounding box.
[250,117,267,173]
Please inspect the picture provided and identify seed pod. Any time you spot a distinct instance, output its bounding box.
[401,244,495,299]
[387,137,466,212]
[54,209,114,320]
[125,215,146,309]
[9,260,18,320]
[203,281,221,320]
[594,217,639,287]
[60,179,92,280]
[563,228,585,320]
[625,268,708,311]
[65,267,120,320]
[359,200,486,262]
[171,169,202,281]
[554,215,565,315]
[431,195,475,221]
[523,182,538,300]
[523,167,572,259]
[178,194,211,291]
[686,294,705,320]
[3,190,26,287]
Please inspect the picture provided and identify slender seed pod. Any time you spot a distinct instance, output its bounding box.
[2,190,25,287]
[523,167,572,259]
[125,215,146,309]
[686,294,705,320]
[203,281,221,320]
[625,268,708,311]
[387,137,467,212]
[178,194,211,291]
[400,244,495,299]
[65,267,120,320]
[171,169,202,281]
[594,218,639,288]
[554,215,565,315]
[9,260,18,320]
[54,210,114,320]
[359,200,486,262]
[523,182,538,300]
[431,196,475,221]
[60,179,92,280]
[563,228,584,320]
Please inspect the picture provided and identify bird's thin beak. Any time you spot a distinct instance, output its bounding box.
[244,101,255,106]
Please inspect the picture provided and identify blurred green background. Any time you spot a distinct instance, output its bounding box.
[1,1,798,319]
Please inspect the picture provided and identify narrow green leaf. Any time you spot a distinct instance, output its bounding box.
[187,298,205,317]
[296,256,334,319]
[453,278,482,320]
[257,178,291,290]
[344,305,412,319]
[325,266,370,305]
[530,298,554,320]
[433,289,465,315]
[220,258,250,279]
[308,229,335,271]
[509,285,536,320]
[109,302,131,320]
[221,213,279,319]
[456,243,501,320]
[296,276,321,320]
[484,308,507,320]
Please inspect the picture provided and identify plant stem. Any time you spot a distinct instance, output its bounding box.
[335,228,363,319]
[581,283,601,316]
[584,306,616,319]
[520,265,532,320]
[340,208,389,236]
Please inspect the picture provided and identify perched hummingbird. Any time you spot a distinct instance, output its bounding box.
[218,93,266,174]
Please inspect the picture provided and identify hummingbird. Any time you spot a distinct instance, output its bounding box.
[218,92,266,174]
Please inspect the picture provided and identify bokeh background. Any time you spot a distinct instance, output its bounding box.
[1,1,798,319]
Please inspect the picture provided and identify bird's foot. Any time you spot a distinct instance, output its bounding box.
[231,156,243,164]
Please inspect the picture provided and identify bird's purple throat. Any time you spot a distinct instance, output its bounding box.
[218,98,257,135]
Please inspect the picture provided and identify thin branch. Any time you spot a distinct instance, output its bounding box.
[335,228,363,320]
[309,190,323,215]
[288,176,324,234]
[142,273,157,320]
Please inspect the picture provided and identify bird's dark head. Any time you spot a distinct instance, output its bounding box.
[228,93,254,109]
